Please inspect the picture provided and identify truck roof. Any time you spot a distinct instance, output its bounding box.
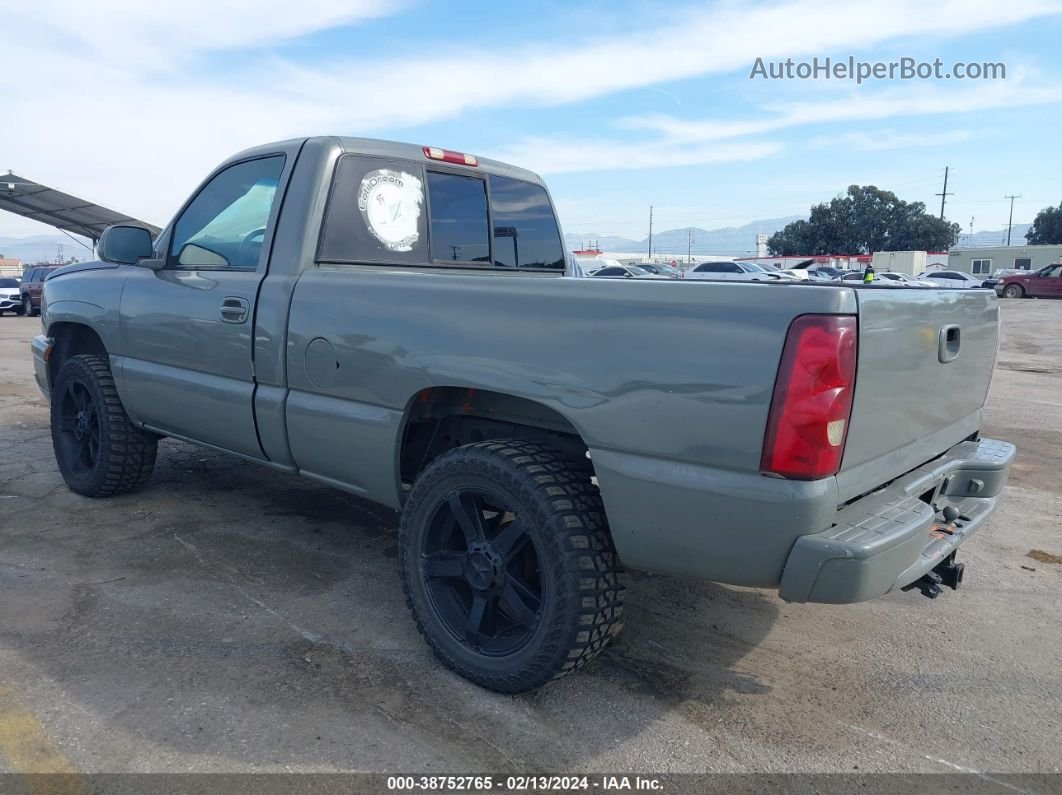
[224,136,546,187]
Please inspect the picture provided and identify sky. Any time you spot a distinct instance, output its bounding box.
[2,0,1061,246]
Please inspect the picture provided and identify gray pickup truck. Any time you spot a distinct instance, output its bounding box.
[32,137,1014,693]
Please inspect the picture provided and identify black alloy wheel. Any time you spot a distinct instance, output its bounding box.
[400,440,625,693]
[55,378,102,477]
[421,486,544,656]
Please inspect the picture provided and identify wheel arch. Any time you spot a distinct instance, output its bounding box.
[396,386,592,489]
[47,321,109,388]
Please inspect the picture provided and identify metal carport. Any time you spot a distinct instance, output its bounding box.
[0,171,160,243]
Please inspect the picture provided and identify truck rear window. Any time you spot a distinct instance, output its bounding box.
[426,172,490,264]
[488,175,564,270]
[318,154,563,271]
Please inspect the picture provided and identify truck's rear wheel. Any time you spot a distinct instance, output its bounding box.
[51,354,158,498]
[1002,284,1024,299]
[399,440,624,693]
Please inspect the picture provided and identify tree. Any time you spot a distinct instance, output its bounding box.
[1026,203,1062,245]
[768,185,961,255]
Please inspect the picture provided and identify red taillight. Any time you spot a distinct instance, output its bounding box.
[423,146,479,167]
[760,315,857,480]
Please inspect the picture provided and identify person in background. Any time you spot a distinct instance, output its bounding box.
[863,264,875,284]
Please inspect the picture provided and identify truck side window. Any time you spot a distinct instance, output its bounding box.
[426,172,490,264]
[168,155,285,270]
[488,175,564,270]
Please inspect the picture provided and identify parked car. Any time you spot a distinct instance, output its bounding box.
[686,261,793,282]
[636,262,682,279]
[917,271,986,289]
[997,263,1062,298]
[20,266,59,316]
[779,269,833,282]
[876,272,934,287]
[0,278,23,315]
[591,264,670,279]
[981,268,1024,290]
[835,271,906,287]
[33,136,1013,694]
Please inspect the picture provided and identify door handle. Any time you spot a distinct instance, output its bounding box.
[938,324,960,363]
[219,296,249,324]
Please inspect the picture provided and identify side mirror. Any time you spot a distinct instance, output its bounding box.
[97,225,155,266]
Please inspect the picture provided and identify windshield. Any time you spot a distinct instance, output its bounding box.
[0,278,18,287]
[629,265,653,275]
[743,262,768,272]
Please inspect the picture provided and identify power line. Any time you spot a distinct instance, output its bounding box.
[1004,194,1021,246]
[936,166,953,219]
[647,205,653,258]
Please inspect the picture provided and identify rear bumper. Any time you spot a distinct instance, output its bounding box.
[31,334,53,400]
[779,437,1014,603]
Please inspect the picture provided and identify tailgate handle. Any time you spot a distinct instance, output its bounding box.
[938,324,961,363]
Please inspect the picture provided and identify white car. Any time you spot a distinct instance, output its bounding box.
[918,270,986,289]
[835,271,930,287]
[779,268,834,282]
[876,272,935,287]
[0,278,22,315]
[686,261,795,282]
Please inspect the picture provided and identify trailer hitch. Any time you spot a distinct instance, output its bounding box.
[902,553,965,599]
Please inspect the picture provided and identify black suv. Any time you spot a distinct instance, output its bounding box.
[19,266,59,317]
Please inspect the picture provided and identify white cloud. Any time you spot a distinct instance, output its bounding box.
[623,79,1062,142]
[491,138,784,175]
[500,78,1060,173]
[809,130,973,151]
[5,1,402,64]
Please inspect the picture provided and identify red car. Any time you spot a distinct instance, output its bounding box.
[998,263,1062,299]
[18,265,59,316]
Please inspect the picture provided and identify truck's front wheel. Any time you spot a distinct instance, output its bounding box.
[51,354,158,498]
[399,440,624,693]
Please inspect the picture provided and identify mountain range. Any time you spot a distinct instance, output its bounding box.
[0,234,95,265]
[565,216,804,257]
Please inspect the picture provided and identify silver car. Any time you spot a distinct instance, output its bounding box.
[876,272,935,287]
[686,261,793,282]
[591,264,671,280]
[918,270,986,289]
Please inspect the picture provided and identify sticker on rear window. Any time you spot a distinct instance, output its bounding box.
[358,169,423,252]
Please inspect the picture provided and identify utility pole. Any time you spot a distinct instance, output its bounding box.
[936,166,953,219]
[647,205,653,260]
[687,227,693,265]
[1004,194,1021,246]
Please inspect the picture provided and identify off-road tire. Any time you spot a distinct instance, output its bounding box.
[22,296,37,317]
[51,354,157,497]
[1002,284,1024,299]
[399,440,624,693]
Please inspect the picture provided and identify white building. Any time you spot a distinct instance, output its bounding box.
[945,244,1062,276]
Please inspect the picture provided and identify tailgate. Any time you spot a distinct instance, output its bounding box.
[836,287,999,503]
